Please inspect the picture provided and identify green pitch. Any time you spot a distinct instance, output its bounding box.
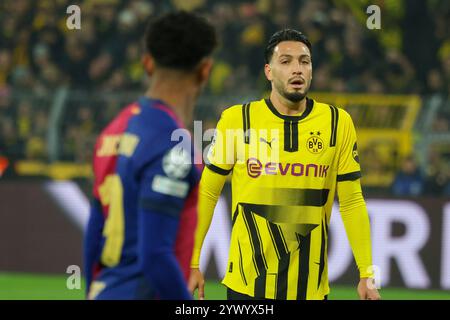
[1,272,449,300]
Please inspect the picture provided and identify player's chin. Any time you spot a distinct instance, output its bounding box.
[284,92,306,103]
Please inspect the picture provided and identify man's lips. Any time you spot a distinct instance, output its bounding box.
[289,79,305,89]
[289,78,305,85]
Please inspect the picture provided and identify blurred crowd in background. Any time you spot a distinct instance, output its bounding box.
[1,0,449,93]
[0,0,449,196]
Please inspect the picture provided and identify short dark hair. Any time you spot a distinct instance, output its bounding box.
[145,11,217,70]
[264,29,312,64]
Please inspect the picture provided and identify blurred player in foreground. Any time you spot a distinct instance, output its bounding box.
[189,29,381,300]
[84,11,217,299]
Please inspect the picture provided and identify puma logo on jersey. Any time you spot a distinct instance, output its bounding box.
[259,137,275,148]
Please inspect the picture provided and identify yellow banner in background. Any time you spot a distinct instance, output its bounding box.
[15,161,92,180]
[310,93,421,130]
[310,93,422,187]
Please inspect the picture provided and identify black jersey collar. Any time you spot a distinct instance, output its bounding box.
[265,97,314,121]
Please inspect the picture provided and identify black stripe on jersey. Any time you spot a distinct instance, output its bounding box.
[292,121,299,150]
[251,213,268,269]
[267,221,289,258]
[232,206,239,226]
[267,221,290,300]
[206,163,232,176]
[242,103,251,144]
[283,121,290,152]
[238,240,248,286]
[317,220,326,289]
[242,205,267,298]
[283,120,299,152]
[241,206,257,269]
[267,222,281,260]
[241,188,329,208]
[276,254,290,300]
[246,103,251,141]
[329,105,339,147]
[337,171,362,181]
[330,105,335,146]
[242,103,247,143]
[296,233,311,300]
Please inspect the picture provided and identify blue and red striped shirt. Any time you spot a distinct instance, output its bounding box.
[84,97,200,299]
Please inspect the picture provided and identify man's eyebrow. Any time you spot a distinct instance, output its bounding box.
[278,54,311,59]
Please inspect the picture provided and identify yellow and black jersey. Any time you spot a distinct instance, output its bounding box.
[205,98,363,300]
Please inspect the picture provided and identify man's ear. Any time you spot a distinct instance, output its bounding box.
[264,63,272,81]
[142,53,155,76]
[197,57,214,85]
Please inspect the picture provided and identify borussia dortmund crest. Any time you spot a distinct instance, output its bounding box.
[306,131,324,154]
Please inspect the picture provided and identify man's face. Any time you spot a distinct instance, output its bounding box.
[265,41,312,102]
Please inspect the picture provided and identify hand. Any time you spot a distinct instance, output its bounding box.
[188,268,205,300]
[357,278,381,300]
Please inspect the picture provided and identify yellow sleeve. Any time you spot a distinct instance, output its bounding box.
[337,179,374,278]
[336,110,373,278]
[337,109,362,182]
[206,108,236,174]
[191,108,236,268]
[190,167,228,268]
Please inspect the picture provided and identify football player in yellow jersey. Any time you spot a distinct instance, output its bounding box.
[188,29,381,300]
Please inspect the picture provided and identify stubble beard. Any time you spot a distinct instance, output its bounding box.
[275,79,310,103]
[283,90,307,102]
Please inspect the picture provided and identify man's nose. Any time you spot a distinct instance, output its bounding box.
[292,61,303,74]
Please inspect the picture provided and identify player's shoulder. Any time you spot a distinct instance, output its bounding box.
[99,102,140,135]
[219,98,263,119]
[312,99,353,122]
[94,102,141,149]
[129,116,189,171]
[220,103,241,118]
[123,101,184,159]
[129,102,180,137]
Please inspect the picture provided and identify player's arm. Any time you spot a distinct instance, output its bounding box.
[337,179,380,300]
[336,109,380,300]
[188,166,228,299]
[337,179,373,276]
[188,108,235,299]
[83,197,104,296]
[190,168,228,269]
[137,146,195,300]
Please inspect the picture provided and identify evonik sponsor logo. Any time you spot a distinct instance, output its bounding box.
[247,157,329,179]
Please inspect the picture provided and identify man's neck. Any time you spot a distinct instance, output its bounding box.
[270,90,307,116]
[145,71,197,126]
